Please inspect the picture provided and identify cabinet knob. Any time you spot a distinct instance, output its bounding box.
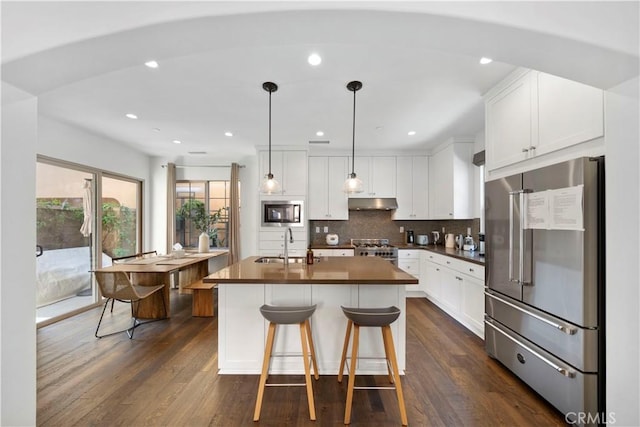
[530,146,536,150]
[522,147,530,153]
[469,268,474,272]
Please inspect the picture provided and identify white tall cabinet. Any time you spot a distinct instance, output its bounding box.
[428,141,474,219]
[307,156,349,220]
[393,156,428,220]
[258,149,308,255]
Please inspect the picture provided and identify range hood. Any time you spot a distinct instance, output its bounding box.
[348,198,398,211]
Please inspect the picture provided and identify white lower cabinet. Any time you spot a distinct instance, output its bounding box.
[312,248,354,257]
[398,249,421,294]
[259,229,307,257]
[420,251,484,338]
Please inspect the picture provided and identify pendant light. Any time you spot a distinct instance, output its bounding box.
[343,80,364,194]
[260,81,281,194]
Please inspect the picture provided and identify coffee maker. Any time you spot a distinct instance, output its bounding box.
[406,230,415,244]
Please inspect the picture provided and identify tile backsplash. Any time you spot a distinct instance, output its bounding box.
[309,210,480,246]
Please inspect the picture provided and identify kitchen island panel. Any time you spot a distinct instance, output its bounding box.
[217,282,405,375]
[218,284,265,374]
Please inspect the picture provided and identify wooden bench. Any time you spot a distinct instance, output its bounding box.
[183,280,217,317]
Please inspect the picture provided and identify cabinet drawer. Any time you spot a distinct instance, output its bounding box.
[313,249,354,257]
[260,240,307,251]
[259,230,307,241]
[462,263,484,280]
[398,259,420,277]
[398,249,420,259]
[424,252,449,265]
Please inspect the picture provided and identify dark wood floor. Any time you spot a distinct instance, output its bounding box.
[37,290,567,426]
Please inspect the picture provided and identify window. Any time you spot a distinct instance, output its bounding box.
[175,180,234,248]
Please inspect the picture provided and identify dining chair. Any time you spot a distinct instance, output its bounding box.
[93,271,166,339]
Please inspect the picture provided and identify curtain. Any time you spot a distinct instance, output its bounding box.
[166,162,176,254]
[228,162,241,265]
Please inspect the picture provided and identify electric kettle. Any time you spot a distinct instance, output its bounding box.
[431,231,440,245]
[445,233,455,248]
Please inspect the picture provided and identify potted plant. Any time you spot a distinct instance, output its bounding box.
[176,200,222,251]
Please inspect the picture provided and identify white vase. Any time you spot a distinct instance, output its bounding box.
[198,232,210,253]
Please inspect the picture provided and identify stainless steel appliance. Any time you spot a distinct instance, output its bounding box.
[484,157,604,425]
[261,200,304,227]
[351,239,398,265]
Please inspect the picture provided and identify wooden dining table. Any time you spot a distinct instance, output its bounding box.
[96,251,227,318]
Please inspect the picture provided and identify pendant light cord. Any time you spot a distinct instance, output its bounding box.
[351,86,356,176]
[268,88,272,176]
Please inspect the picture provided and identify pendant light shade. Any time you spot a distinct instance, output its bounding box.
[343,80,364,194]
[260,81,281,194]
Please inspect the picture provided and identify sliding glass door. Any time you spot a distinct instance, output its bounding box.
[36,159,142,325]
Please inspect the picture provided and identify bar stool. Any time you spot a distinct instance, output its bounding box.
[253,304,319,422]
[338,306,407,426]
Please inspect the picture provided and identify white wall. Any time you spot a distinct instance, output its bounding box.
[1,86,37,426]
[604,76,640,425]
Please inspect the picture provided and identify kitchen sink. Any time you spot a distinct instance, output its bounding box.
[254,256,307,264]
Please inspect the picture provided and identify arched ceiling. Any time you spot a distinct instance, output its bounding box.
[2,2,638,159]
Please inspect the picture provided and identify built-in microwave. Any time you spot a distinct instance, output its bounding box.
[261,200,304,227]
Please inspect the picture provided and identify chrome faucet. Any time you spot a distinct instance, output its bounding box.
[283,227,294,264]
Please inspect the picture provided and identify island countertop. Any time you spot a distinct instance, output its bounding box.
[203,256,418,285]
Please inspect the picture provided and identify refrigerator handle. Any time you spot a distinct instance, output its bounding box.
[510,189,532,286]
[508,192,516,283]
[519,191,529,286]
[485,291,577,335]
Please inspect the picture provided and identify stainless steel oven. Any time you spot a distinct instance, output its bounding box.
[351,238,398,266]
[261,200,304,227]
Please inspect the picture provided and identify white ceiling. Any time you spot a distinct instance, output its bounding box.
[2,2,638,159]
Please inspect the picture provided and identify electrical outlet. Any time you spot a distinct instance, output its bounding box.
[316,226,320,233]
[399,226,404,233]
[323,226,329,233]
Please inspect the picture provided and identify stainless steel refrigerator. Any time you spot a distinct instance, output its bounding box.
[484,157,604,425]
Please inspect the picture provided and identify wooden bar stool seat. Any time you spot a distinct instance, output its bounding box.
[338,306,407,426]
[253,304,319,422]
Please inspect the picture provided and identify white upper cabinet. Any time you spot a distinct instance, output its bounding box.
[536,72,604,156]
[485,69,604,172]
[428,142,474,219]
[485,70,536,170]
[348,156,396,198]
[259,150,307,196]
[308,156,349,220]
[371,157,396,198]
[393,156,429,220]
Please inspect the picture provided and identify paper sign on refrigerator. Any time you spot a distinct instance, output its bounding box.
[524,185,584,231]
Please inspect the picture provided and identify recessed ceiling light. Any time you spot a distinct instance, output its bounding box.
[172,139,181,144]
[224,131,233,137]
[480,57,493,65]
[316,131,324,137]
[308,53,322,66]
[144,60,159,69]
[408,131,416,136]
[125,113,138,119]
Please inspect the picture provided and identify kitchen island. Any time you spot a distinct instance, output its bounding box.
[203,256,418,375]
